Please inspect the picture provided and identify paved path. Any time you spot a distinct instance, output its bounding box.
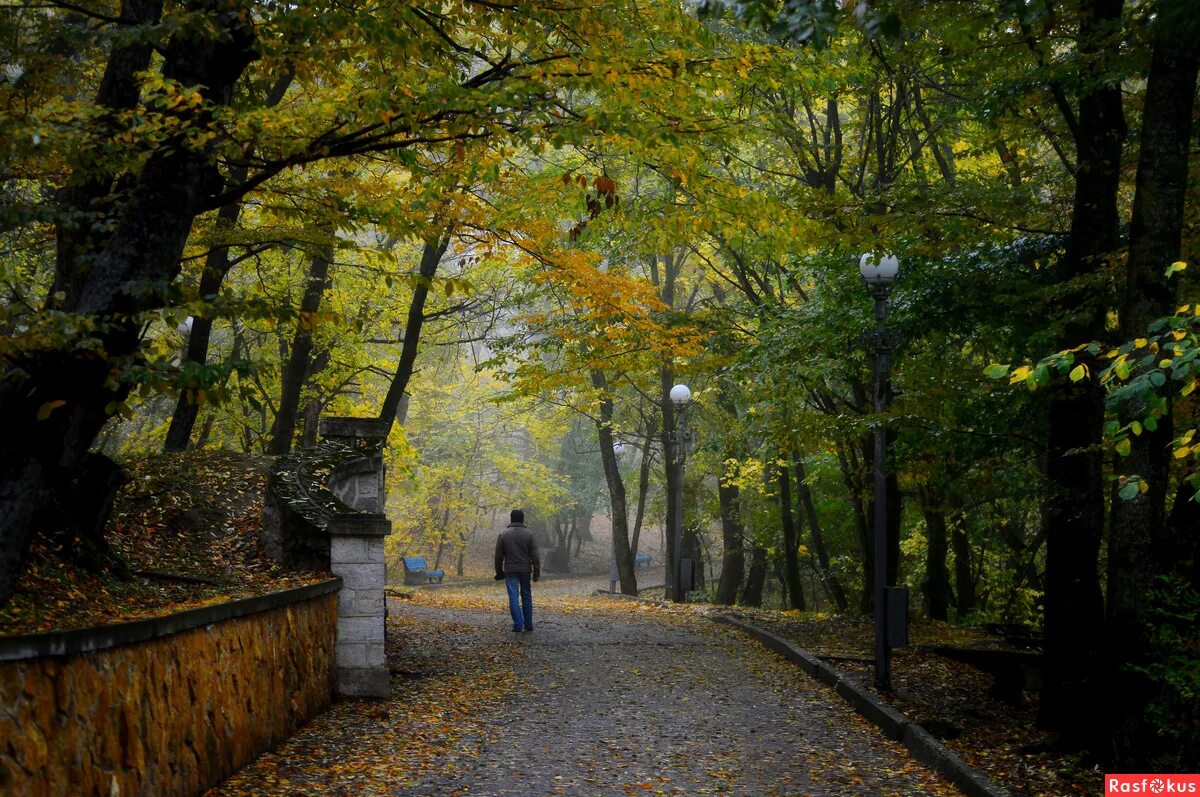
[210,578,957,797]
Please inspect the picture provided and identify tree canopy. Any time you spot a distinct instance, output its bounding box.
[2,0,1198,771]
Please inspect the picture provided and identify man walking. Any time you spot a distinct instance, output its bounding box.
[494,509,540,632]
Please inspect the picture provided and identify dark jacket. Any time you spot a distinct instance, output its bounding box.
[495,522,541,576]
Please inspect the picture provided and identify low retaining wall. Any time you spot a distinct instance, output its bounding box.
[0,579,340,797]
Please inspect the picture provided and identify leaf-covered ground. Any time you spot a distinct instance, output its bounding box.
[208,606,515,796]
[210,580,962,797]
[734,609,1104,797]
[0,451,326,636]
[0,452,1104,797]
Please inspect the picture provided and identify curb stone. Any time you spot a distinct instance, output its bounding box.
[901,724,1008,797]
[711,614,1011,797]
[835,678,910,740]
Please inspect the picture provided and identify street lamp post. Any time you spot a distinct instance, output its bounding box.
[860,253,901,692]
[669,383,692,603]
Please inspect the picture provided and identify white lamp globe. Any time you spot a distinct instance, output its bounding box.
[669,384,692,406]
[879,254,899,279]
[859,253,900,286]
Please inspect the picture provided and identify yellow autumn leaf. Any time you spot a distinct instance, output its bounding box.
[1008,365,1033,384]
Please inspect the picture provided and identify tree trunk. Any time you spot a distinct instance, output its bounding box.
[683,527,705,590]
[432,504,451,571]
[1106,12,1199,766]
[794,456,848,611]
[591,370,637,595]
[714,393,743,605]
[268,246,332,456]
[911,84,956,186]
[715,463,745,606]
[52,453,127,574]
[919,488,951,621]
[163,199,243,451]
[630,419,655,558]
[1038,0,1126,743]
[565,515,580,568]
[996,515,1042,621]
[649,251,684,599]
[951,514,976,618]
[837,443,873,613]
[301,398,322,448]
[994,138,1023,188]
[194,413,216,449]
[573,513,588,558]
[0,5,256,602]
[185,323,247,451]
[378,237,450,426]
[547,519,571,572]
[777,464,805,611]
[1166,482,1200,590]
[776,562,789,610]
[741,544,767,607]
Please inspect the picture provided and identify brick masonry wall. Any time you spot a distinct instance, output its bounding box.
[0,587,337,797]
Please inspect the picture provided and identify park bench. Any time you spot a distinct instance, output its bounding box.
[922,644,1042,703]
[402,556,445,586]
[634,553,652,568]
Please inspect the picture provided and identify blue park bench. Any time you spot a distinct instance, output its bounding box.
[634,553,652,568]
[402,556,445,586]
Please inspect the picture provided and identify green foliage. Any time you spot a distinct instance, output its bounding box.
[700,0,901,48]
[985,263,1200,500]
[1130,575,1200,770]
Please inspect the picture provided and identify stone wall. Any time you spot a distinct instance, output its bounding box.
[0,581,338,797]
[263,416,392,698]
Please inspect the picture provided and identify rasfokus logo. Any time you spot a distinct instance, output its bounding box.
[1106,775,1200,794]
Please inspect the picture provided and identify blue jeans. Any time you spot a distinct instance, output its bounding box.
[505,573,533,631]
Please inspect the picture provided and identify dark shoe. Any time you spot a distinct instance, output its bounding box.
[512,627,523,633]
[523,626,533,633]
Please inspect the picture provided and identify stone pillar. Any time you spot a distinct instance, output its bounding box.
[329,515,390,697]
[319,417,392,698]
